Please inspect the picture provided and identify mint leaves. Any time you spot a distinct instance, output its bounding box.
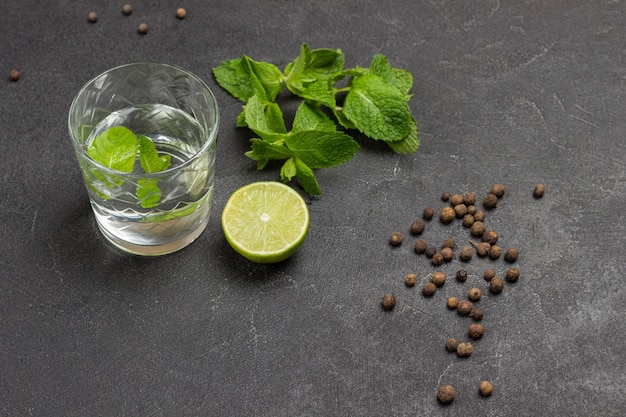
[87,126,171,208]
[213,43,419,195]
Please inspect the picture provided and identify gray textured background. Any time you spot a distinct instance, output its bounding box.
[1,1,625,416]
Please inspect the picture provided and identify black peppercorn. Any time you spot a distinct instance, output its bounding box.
[431,253,444,266]
[437,385,456,404]
[425,247,437,258]
[441,192,450,202]
[505,268,520,283]
[457,300,474,315]
[410,219,425,235]
[484,269,496,281]
[432,271,446,287]
[483,193,498,209]
[468,323,485,339]
[457,342,473,357]
[389,232,404,247]
[414,239,428,254]
[87,11,98,23]
[468,287,482,301]
[423,206,435,220]
[405,273,417,287]
[422,282,437,297]
[490,183,506,198]
[460,245,473,262]
[8,68,20,82]
[382,293,396,310]
[440,206,456,224]
[122,4,132,15]
[456,269,468,282]
[138,22,148,34]
[533,184,545,198]
[489,277,504,294]
[504,247,519,263]
[470,307,484,321]
[479,380,494,397]
[445,337,458,352]
[489,245,502,260]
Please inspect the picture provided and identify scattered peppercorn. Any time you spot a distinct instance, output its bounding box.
[410,219,425,235]
[389,232,404,247]
[87,11,98,23]
[467,204,477,215]
[504,247,520,263]
[425,247,437,258]
[442,237,456,249]
[483,193,498,209]
[457,342,473,357]
[440,206,456,224]
[382,293,396,310]
[447,296,459,309]
[471,221,486,237]
[468,323,485,339]
[454,203,468,218]
[445,337,459,352]
[138,22,148,34]
[505,268,520,283]
[484,269,496,281]
[470,307,484,321]
[482,230,498,245]
[460,245,473,262]
[456,269,468,282]
[423,206,435,220]
[437,385,456,405]
[479,380,494,397]
[122,4,132,15]
[8,68,20,82]
[450,193,464,206]
[431,252,444,266]
[405,273,417,287]
[432,271,446,287]
[441,192,450,202]
[468,287,482,301]
[489,245,502,260]
[457,300,474,315]
[440,247,454,262]
[490,183,506,198]
[533,183,545,199]
[489,277,504,294]
[422,282,437,297]
[463,192,477,205]
[473,210,486,222]
[414,239,428,254]
[462,214,475,228]
[176,7,187,19]
[474,241,491,257]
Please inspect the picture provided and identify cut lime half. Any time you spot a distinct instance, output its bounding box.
[221,182,310,263]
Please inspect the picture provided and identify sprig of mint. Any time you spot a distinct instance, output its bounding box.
[87,126,171,208]
[212,43,419,195]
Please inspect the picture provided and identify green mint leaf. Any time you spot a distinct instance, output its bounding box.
[138,135,171,173]
[280,157,297,182]
[212,56,283,102]
[294,158,322,195]
[386,114,420,154]
[292,101,337,133]
[244,95,287,142]
[245,138,293,170]
[368,55,413,97]
[87,126,137,172]
[136,178,162,209]
[285,130,359,169]
[391,68,413,97]
[342,74,411,142]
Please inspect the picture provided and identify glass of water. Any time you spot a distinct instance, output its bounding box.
[68,63,219,256]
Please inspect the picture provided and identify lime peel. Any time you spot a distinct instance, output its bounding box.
[221,181,310,263]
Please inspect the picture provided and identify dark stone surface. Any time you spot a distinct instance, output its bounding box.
[1,1,625,416]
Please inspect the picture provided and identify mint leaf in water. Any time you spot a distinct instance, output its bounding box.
[139,135,171,173]
[87,126,137,172]
[136,178,162,209]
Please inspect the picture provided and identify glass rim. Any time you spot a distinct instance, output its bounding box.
[68,62,219,177]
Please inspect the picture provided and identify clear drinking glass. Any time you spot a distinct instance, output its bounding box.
[68,63,219,256]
